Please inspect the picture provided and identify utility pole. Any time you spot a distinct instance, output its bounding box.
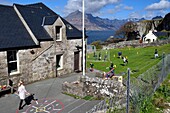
[161,52,165,82]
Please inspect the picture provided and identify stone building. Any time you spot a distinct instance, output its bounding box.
[0,3,83,87]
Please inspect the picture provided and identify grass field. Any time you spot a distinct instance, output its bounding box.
[87,44,170,78]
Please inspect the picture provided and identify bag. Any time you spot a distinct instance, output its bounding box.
[25,94,37,105]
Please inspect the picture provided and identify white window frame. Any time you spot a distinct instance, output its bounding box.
[55,26,62,41]
[56,54,63,70]
[7,50,20,75]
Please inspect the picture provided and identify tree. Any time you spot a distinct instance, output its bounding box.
[115,21,139,40]
[90,41,102,50]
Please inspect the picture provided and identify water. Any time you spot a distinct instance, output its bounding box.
[86,30,115,44]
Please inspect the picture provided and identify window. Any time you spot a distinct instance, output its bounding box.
[56,54,63,70]
[55,26,62,41]
[7,50,19,74]
[66,24,73,30]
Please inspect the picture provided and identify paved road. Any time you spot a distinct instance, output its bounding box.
[0,72,101,113]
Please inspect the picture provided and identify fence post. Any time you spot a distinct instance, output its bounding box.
[161,52,165,82]
[126,68,130,113]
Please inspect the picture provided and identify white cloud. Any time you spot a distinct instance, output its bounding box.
[145,0,170,10]
[124,6,133,10]
[129,12,141,18]
[110,4,123,13]
[104,4,133,17]
[64,0,121,15]
[143,10,168,19]
[143,11,155,19]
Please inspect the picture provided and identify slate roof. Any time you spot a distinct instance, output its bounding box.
[153,32,169,37]
[60,17,82,39]
[14,3,53,41]
[43,15,58,25]
[0,4,37,51]
[15,2,82,40]
[0,2,82,51]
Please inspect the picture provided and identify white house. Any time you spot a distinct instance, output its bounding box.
[143,30,157,43]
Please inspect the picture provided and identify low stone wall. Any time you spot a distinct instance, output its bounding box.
[103,39,170,49]
[62,76,126,99]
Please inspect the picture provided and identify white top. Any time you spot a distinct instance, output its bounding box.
[18,84,27,99]
[123,57,126,62]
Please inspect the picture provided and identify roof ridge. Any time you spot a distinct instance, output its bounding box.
[23,2,43,6]
[14,2,57,15]
[0,4,13,7]
[13,2,43,7]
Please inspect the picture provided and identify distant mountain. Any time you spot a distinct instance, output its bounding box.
[152,16,163,20]
[65,10,136,31]
[127,18,145,22]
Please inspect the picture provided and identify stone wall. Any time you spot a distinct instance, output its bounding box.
[103,39,170,49]
[0,52,8,77]
[62,76,126,99]
[0,52,8,87]
[0,39,82,87]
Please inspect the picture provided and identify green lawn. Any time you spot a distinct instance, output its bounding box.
[87,44,170,78]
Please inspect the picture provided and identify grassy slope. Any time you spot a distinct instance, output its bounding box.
[87,43,170,112]
[87,44,170,78]
[139,74,170,113]
[151,74,170,112]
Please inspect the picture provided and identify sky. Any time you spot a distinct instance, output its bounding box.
[0,0,170,19]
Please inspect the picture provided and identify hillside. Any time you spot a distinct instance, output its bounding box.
[157,13,170,31]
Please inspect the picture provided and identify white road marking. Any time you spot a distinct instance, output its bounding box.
[44,100,56,108]
[68,101,89,113]
[64,99,80,108]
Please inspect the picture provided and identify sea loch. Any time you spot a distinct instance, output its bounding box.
[86,30,115,44]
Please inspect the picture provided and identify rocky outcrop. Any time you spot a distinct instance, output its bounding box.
[157,13,170,31]
[136,13,170,37]
[136,19,162,38]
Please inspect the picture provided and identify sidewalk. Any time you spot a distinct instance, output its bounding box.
[0,71,100,113]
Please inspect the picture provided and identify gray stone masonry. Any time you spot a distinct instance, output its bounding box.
[103,39,170,50]
[62,76,126,99]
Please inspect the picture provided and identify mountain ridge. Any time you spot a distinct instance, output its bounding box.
[64,10,134,31]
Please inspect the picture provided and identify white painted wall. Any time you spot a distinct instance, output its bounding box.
[143,30,157,43]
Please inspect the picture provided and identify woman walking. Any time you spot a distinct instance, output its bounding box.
[17,80,29,110]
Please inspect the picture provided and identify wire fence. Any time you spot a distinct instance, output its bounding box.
[129,53,170,112]
[86,53,170,113]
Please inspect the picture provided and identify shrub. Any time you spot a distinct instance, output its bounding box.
[91,41,102,49]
